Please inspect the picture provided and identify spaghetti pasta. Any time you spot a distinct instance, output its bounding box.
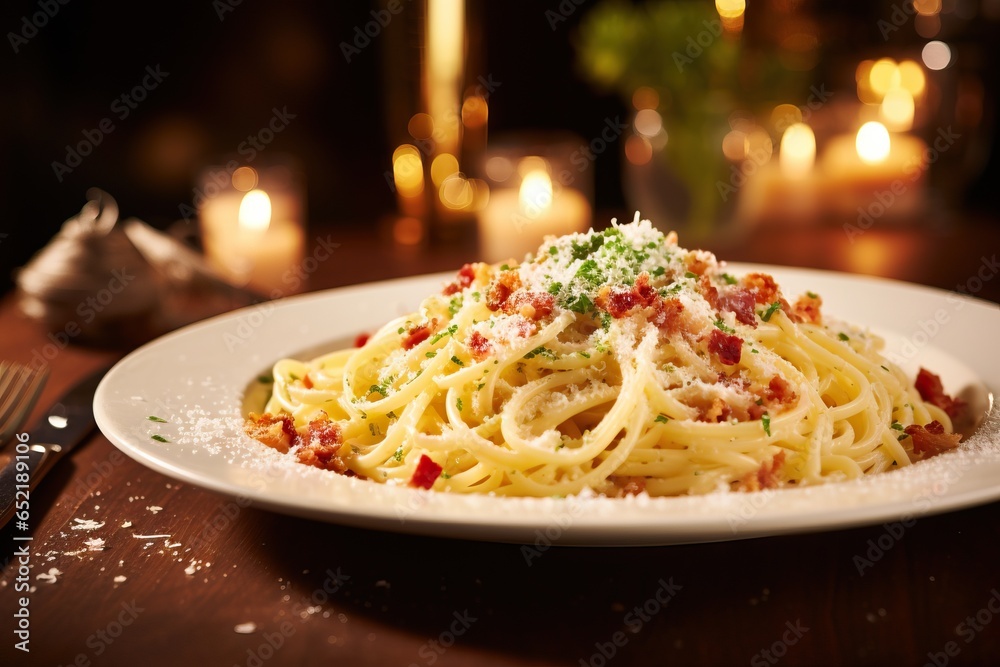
[244,214,964,497]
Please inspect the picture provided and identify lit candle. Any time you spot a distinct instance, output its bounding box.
[779,123,816,179]
[477,158,592,263]
[816,121,928,219]
[198,165,305,296]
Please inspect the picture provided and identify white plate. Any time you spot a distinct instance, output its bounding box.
[94,265,1000,546]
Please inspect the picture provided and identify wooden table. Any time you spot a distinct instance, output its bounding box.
[2,216,1000,666]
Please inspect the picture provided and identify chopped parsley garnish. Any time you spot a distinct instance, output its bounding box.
[450,355,465,367]
[147,416,168,423]
[368,423,382,437]
[549,246,558,255]
[898,433,910,441]
[524,346,556,360]
[426,351,437,358]
[762,414,772,437]
[761,301,782,322]
[257,375,273,384]
[578,351,591,359]
[456,397,463,412]
[650,266,666,277]
[471,291,481,302]
[714,319,736,334]
[500,263,511,271]
[288,372,301,381]
[393,445,404,462]
[654,414,670,424]
[440,472,452,479]
[564,293,594,314]
[429,324,458,344]
[151,434,169,443]
[806,291,818,298]
[720,273,738,285]
[448,296,463,315]
[891,421,904,431]
[684,271,698,279]
[837,332,850,342]
[368,384,387,397]
[398,326,406,334]
[548,281,563,295]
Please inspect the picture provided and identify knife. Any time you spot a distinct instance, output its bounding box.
[0,364,109,528]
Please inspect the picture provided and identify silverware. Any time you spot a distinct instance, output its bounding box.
[0,364,107,528]
[0,362,49,446]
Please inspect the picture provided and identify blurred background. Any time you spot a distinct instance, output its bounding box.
[2,0,999,298]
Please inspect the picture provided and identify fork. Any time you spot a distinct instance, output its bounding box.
[0,362,49,446]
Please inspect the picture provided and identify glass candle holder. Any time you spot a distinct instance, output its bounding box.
[476,131,594,264]
[196,157,306,297]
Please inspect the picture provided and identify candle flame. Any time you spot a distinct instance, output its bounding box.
[519,169,553,217]
[856,122,891,165]
[238,189,272,232]
[779,123,816,178]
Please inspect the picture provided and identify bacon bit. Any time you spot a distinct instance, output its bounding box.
[467,330,493,360]
[597,273,658,318]
[486,271,521,311]
[701,276,756,327]
[701,397,732,423]
[905,420,962,460]
[685,253,711,277]
[295,417,347,472]
[354,332,370,347]
[243,412,297,453]
[708,328,743,365]
[409,454,443,489]
[402,320,437,350]
[765,376,795,405]
[740,272,782,305]
[504,290,555,321]
[915,368,966,418]
[650,297,685,333]
[443,263,476,295]
[792,293,823,324]
[739,451,786,491]
[719,289,757,327]
[302,374,314,389]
